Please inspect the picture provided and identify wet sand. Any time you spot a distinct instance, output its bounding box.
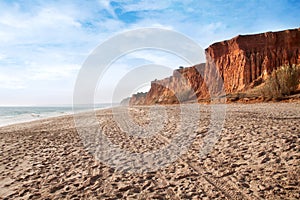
[0,103,299,199]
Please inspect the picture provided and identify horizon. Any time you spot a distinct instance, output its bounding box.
[0,0,299,106]
[0,102,119,107]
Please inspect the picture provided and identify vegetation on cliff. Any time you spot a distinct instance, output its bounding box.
[260,64,300,99]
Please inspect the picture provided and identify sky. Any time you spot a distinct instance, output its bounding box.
[0,0,299,106]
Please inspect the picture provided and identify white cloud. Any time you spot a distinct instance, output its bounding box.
[0,72,26,89]
[0,53,6,60]
[0,6,83,43]
[98,0,117,18]
[121,0,171,12]
[128,50,189,68]
[28,63,80,81]
[0,62,80,90]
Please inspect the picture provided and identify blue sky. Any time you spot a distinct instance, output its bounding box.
[0,0,299,105]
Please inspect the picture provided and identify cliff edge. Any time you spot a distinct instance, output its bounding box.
[128,28,300,105]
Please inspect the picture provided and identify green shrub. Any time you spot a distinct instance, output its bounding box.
[261,64,300,99]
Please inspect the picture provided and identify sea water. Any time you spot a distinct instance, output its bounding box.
[0,104,114,127]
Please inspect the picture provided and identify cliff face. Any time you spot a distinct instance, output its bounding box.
[129,92,147,105]
[206,28,300,92]
[129,28,300,105]
[141,64,208,105]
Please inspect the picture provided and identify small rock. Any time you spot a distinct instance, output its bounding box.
[258,151,266,157]
[243,154,252,159]
[261,157,270,164]
[241,183,250,188]
[258,185,266,191]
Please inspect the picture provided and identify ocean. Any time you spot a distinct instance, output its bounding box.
[0,104,114,127]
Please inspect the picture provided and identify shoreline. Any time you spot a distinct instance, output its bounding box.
[1,100,299,129]
[0,105,115,129]
[0,111,73,129]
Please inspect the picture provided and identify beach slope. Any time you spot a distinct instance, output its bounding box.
[0,103,299,199]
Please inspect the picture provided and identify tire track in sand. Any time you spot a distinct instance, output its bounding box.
[155,132,262,200]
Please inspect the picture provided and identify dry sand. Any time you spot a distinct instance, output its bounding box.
[0,103,299,199]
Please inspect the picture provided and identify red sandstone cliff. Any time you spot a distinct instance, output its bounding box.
[137,63,207,105]
[128,28,300,105]
[206,28,300,93]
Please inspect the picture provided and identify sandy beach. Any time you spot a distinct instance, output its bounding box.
[0,103,299,199]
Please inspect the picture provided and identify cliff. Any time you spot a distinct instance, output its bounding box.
[140,63,208,105]
[129,92,147,105]
[206,28,300,93]
[128,28,300,105]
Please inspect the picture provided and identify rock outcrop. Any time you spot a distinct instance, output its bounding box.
[138,63,207,105]
[128,28,300,105]
[129,92,147,105]
[206,28,300,93]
